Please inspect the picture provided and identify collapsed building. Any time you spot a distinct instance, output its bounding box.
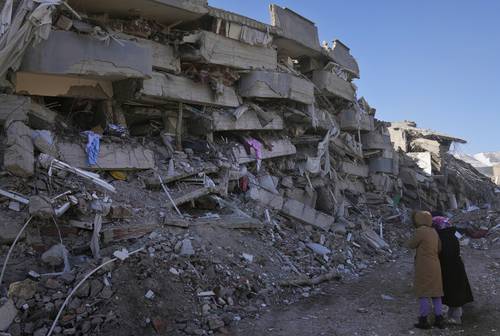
[0,1,498,335]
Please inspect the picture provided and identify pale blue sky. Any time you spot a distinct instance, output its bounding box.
[210,0,500,154]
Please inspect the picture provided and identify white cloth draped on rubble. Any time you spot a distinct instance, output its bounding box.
[0,0,62,78]
[305,126,339,177]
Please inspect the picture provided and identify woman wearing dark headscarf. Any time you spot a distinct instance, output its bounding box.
[431,213,474,325]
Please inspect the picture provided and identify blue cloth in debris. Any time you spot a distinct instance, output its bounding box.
[83,131,101,166]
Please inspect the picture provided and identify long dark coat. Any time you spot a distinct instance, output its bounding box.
[437,227,474,307]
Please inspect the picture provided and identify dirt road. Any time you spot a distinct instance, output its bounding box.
[232,245,500,336]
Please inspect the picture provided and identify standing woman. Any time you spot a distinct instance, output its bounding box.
[405,211,445,329]
[431,213,474,325]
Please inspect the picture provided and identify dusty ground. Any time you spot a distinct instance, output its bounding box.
[232,244,500,336]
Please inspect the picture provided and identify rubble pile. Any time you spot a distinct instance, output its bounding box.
[0,1,498,335]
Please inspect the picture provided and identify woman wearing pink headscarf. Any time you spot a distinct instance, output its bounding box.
[431,212,474,325]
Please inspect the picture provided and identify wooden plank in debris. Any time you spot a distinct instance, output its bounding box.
[164,218,190,228]
[215,217,263,230]
[102,223,159,243]
[171,187,213,207]
[164,216,263,230]
[144,166,218,190]
[69,220,93,230]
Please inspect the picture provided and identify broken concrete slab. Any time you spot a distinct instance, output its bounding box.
[361,228,389,250]
[389,121,467,146]
[4,121,35,177]
[215,216,263,230]
[400,167,419,188]
[249,185,284,210]
[388,127,408,152]
[0,94,29,126]
[138,72,241,107]
[68,0,209,25]
[281,198,334,231]
[181,31,277,70]
[29,195,54,219]
[0,299,17,331]
[8,279,38,300]
[312,70,356,102]
[368,157,398,175]
[338,107,374,132]
[410,138,445,156]
[32,130,58,157]
[210,108,283,131]
[22,31,152,80]
[327,40,360,78]
[370,174,395,193]
[338,178,366,195]
[41,244,68,267]
[361,131,393,151]
[408,152,432,175]
[0,218,25,244]
[341,161,369,178]
[171,187,213,207]
[239,70,315,105]
[15,72,114,99]
[28,103,59,130]
[269,4,322,57]
[284,188,317,208]
[57,141,155,170]
[102,223,159,243]
[208,6,275,38]
[130,37,180,73]
[232,138,297,164]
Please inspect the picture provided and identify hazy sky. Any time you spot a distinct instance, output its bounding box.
[210,0,500,154]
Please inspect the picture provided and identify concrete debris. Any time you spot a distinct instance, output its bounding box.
[281,198,334,231]
[313,70,356,102]
[306,243,331,256]
[0,299,17,332]
[8,279,38,300]
[22,30,152,80]
[41,244,68,267]
[57,141,155,171]
[138,72,241,107]
[0,94,29,126]
[238,70,315,104]
[182,31,277,70]
[145,290,155,300]
[0,2,497,336]
[325,40,360,78]
[179,239,195,256]
[4,119,35,177]
[130,36,181,73]
[270,5,321,56]
[28,195,54,219]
